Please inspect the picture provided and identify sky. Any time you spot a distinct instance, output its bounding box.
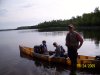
[0,0,100,29]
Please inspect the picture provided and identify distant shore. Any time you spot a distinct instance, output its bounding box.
[0,26,100,32]
[0,29,17,31]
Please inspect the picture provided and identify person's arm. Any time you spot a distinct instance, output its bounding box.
[77,33,83,49]
[65,33,69,47]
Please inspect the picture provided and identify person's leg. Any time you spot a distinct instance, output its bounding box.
[68,47,78,72]
[71,53,77,72]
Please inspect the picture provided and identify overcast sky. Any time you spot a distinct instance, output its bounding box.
[0,0,100,29]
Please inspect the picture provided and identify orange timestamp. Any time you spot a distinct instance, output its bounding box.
[77,64,95,68]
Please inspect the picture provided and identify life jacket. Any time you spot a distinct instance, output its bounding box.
[60,46,65,53]
[55,45,65,55]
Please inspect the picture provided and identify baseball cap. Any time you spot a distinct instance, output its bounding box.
[68,24,74,28]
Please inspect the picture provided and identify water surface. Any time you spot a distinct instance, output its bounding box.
[0,29,100,75]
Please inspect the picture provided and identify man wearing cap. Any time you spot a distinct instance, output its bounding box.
[65,24,83,72]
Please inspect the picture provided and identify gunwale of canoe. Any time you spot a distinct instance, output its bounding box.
[19,45,100,68]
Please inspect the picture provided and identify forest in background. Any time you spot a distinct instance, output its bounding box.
[16,7,100,30]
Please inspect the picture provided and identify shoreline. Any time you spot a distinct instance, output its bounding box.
[0,26,100,32]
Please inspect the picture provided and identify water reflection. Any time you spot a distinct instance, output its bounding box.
[81,29,100,47]
[20,51,68,72]
[18,29,38,33]
[20,52,70,75]
[17,29,100,47]
[38,29,100,47]
[20,49,100,75]
[39,31,67,36]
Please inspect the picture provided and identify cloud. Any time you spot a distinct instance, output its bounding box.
[0,9,8,16]
[22,3,33,8]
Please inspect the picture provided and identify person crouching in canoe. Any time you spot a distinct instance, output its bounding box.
[40,40,48,54]
[53,42,65,57]
[65,24,83,73]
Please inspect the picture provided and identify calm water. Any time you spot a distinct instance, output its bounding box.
[0,29,100,75]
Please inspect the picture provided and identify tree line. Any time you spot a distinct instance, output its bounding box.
[17,7,100,30]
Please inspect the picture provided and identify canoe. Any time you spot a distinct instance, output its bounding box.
[19,45,100,69]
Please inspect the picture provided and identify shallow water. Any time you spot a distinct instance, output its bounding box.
[0,29,100,75]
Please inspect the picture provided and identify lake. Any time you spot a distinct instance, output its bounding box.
[0,29,100,75]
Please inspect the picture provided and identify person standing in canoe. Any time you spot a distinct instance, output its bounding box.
[65,24,83,73]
